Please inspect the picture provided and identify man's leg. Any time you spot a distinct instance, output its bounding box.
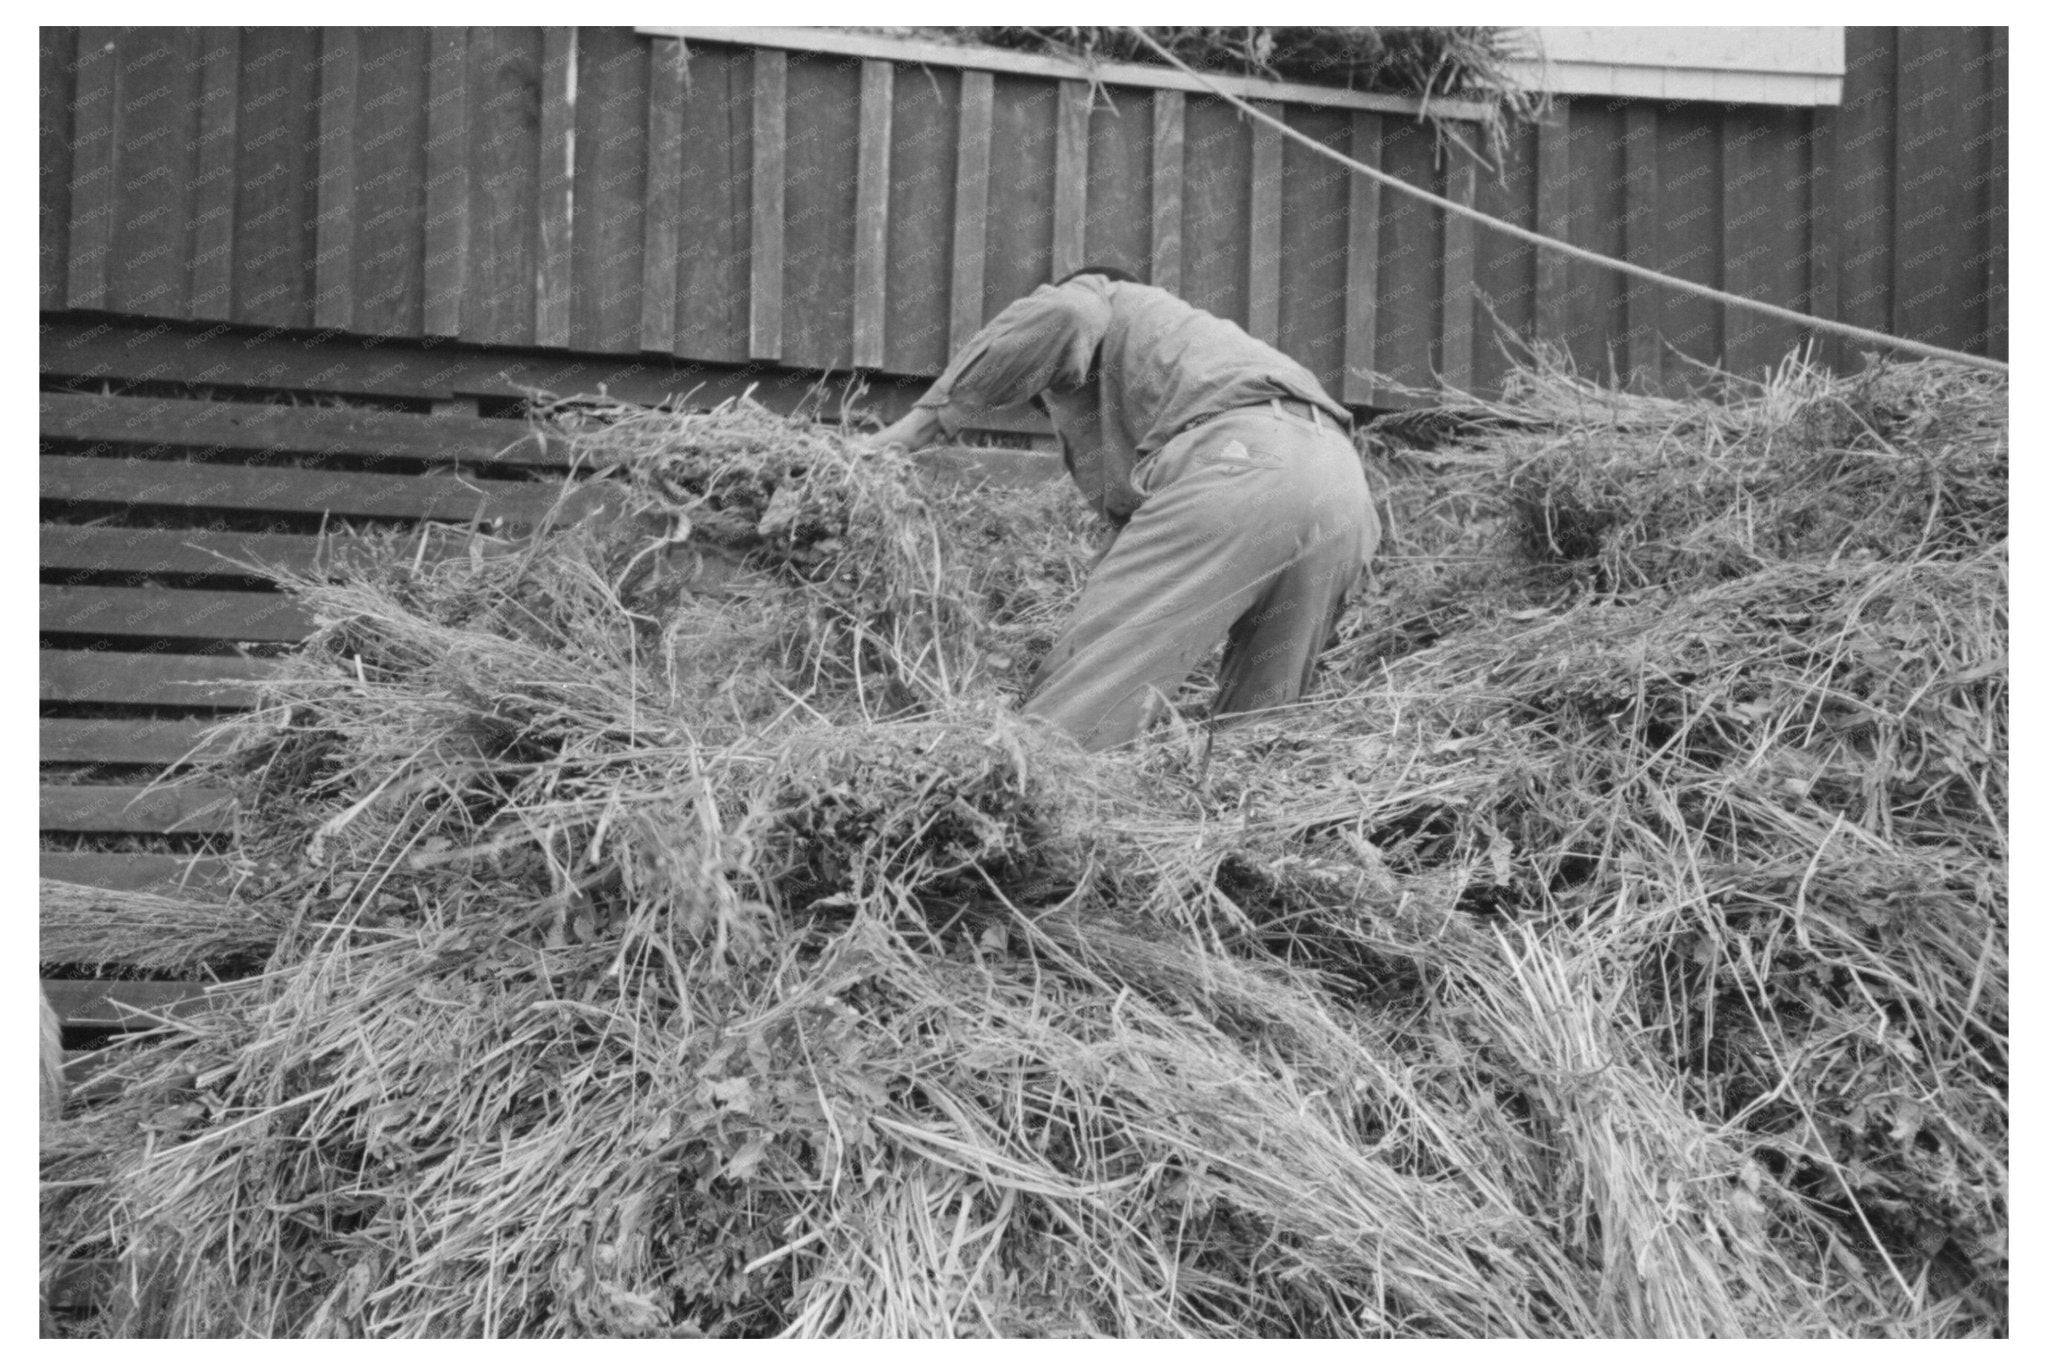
[1023,410,1372,750]
[1213,430,1377,717]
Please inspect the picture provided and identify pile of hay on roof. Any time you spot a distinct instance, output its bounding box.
[841,26,1541,160]
[42,354,2005,1338]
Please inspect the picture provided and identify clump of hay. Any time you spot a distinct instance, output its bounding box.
[43,362,2005,1337]
[919,26,1542,161]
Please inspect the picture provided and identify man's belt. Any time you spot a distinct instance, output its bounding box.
[1265,397,1343,431]
[1173,396,1349,444]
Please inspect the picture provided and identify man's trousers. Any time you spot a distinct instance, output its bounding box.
[1022,402,1378,751]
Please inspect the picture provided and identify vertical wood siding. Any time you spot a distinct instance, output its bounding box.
[983,75,1056,328]
[1082,90,1151,283]
[40,26,2009,402]
[1467,118,1537,397]
[883,64,960,378]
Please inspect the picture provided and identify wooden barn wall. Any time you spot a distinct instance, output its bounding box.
[42,26,2007,407]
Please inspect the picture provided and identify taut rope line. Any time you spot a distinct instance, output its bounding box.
[1124,28,2008,377]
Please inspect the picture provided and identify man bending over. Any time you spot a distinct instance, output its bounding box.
[871,266,1378,752]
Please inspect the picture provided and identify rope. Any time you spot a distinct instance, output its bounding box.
[1124,28,2009,377]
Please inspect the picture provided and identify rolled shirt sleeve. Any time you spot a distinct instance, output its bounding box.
[913,281,1113,434]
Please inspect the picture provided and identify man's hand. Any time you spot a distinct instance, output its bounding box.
[867,406,947,455]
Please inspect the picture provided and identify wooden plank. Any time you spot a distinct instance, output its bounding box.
[39,852,230,894]
[313,28,360,331]
[1181,94,1248,322]
[61,1057,129,1096]
[188,28,240,322]
[108,30,206,319]
[41,719,221,767]
[1468,119,1540,397]
[37,317,1047,434]
[569,28,646,354]
[1621,103,1662,390]
[424,27,471,338]
[1247,103,1283,346]
[779,54,861,370]
[1835,28,1897,353]
[43,979,218,1028]
[1080,82,1149,278]
[748,47,787,361]
[41,786,234,835]
[233,26,322,329]
[1941,30,1999,361]
[465,27,542,345]
[910,446,1066,491]
[1759,107,1814,371]
[852,60,895,370]
[41,585,313,643]
[1340,111,1382,406]
[1721,115,1775,377]
[535,27,575,348]
[1533,113,1572,351]
[1276,105,1350,392]
[949,70,994,353]
[1149,91,1184,294]
[1985,30,2007,362]
[40,525,324,579]
[41,455,560,524]
[677,44,753,364]
[1565,105,1627,384]
[1051,80,1090,281]
[349,28,431,338]
[1889,27,1966,353]
[984,76,1057,315]
[41,650,272,708]
[883,64,960,376]
[1374,117,1438,394]
[1654,104,1724,371]
[40,27,78,310]
[1718,116,1755,375]
[65,27,120,311]
[1439,155,1477,393]
[647,27,1491,121]
[640,34,684,354]
[1803,105,1839,373]
[40,392,560,467]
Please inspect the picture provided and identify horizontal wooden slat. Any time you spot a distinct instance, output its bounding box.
[41,455,562,524]
[42,785,234,834]
[41,719,224,765]
[42,585,312,642]
[41,649,272,707]
[41,524,326,577]
[39,852,231,893]
[62,1050,127,1088]
[39,318,1052,437]
[911,446,1067,491]
[41,392,562,466]
[43,978,216,1028]
[40,521,552,580]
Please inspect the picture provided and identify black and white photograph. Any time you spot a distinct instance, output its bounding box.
[33,22,2012,1339]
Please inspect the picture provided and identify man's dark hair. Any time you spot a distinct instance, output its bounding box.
[1054,263,1144,286]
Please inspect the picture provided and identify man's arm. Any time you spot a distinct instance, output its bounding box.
[872,281,1111,451]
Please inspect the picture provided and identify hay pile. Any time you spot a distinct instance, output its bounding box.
[42,355,2006,1337]
[845,26,1540,159]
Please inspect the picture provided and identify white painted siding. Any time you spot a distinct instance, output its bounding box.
[1504,26,1845,106]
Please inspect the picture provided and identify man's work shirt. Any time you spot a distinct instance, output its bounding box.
[913,277,1351,525]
